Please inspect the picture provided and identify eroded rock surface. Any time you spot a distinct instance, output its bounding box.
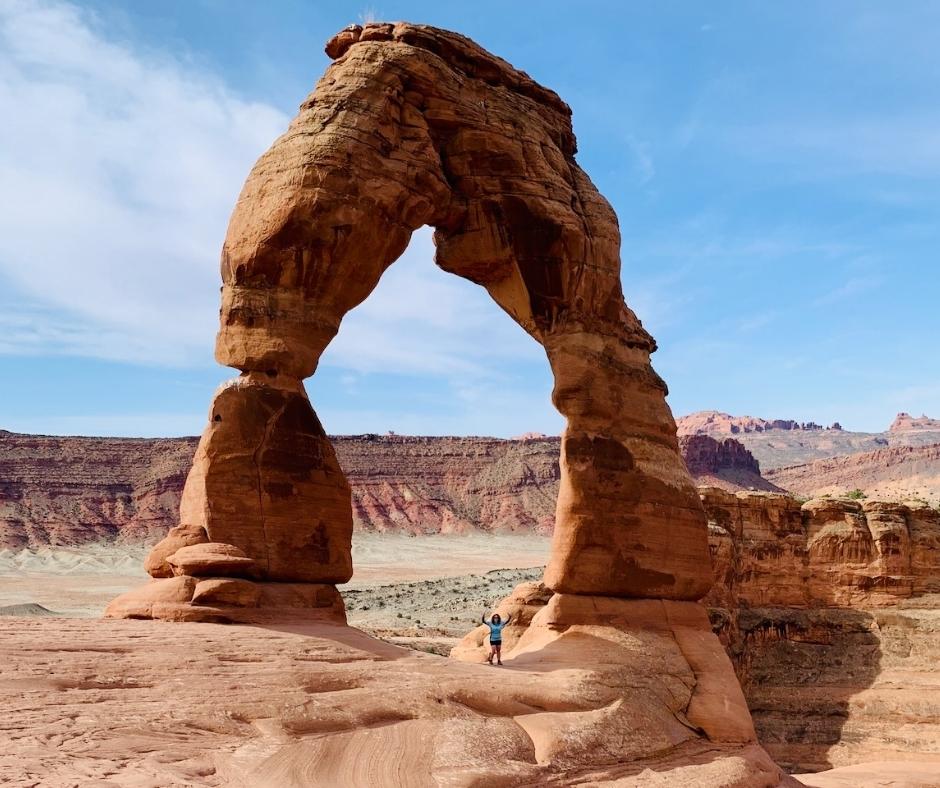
[0,617,792,787]
[201,20,711,601]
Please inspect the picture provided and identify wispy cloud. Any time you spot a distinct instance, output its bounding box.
[0,0,288,366]
[811,274,883,307]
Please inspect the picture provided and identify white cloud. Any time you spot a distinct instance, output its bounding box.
[0,0,288,366]
[0,0,552,389]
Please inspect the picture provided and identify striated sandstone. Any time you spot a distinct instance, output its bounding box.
[1,431,775,550]
[679,434,782,493]
[166,543,257,578]
[700,489,940,608]
[0,617,795,787]
[178,375,352,584]
[200,20,711,601]
[767,442,940,503]
[678,411,940,471]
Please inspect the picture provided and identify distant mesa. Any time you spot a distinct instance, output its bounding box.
[676,410,841,436]
[678,434,782,493]
[513,431,550,440]
[890,412,940,432]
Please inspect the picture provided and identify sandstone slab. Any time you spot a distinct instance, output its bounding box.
[166,542,257,578]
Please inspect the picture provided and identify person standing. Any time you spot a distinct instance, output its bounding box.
[481,610,512,665]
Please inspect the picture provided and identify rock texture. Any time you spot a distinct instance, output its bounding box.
[0,431,777,550]
[767,443,940,504]
[890,412,940,432]
[700,489,940,608]
[114,20,712,607]
[698,489,940,773]
[679,434,782,493]
[0,617,797,787]
[0,430,197,550]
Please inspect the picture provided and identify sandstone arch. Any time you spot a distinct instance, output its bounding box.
[110,22,712,621]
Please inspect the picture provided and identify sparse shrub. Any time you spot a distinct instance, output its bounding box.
[846,488,867,500]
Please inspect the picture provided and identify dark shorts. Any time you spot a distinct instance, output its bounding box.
[490,640,502,647]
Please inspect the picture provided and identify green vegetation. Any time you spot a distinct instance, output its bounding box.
[845,488,867,500]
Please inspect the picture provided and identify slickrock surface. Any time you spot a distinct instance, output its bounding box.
[767,443,940,505]
[0,617,792,787]
[678,411,940,470]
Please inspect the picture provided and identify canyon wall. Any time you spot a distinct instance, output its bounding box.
[1,431,768,549]
[767,442,940,503]
[679,410,940,470]
[700,488,940,771]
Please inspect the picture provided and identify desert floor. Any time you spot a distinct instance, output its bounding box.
[0,534,551,651]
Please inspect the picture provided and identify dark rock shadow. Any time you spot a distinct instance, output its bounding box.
[724,606,882,773]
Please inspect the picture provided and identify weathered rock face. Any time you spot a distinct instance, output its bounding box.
[679,434,782,493]
[766,442,940,503]
[890,412,940,432]
[698,489,940,772]
[151,20,711,604]
[1,431,776,550]
[178,375,352,583]
[0,431,197,550]
[701,489,940,609]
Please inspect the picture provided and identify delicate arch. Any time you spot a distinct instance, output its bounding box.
[175,23,711,599]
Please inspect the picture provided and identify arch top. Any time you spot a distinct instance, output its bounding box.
[323,21,574,132]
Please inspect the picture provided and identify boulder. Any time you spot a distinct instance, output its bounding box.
[166,543,257,578]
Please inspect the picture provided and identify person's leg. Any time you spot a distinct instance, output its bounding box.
[495,644,502,665]
[486,644,494,664]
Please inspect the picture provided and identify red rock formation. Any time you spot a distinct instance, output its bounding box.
[700,489,940,608]
[677,411,830,436]
[767,442,940,502]
[0,431,197,550]
[111,20,711,612]
[679,434,783,493]
[697,488,940,772]
[0,431,783,549]
[890,412,940,432]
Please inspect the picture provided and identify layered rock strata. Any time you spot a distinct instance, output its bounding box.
[699,489,940,772]
[1,432,774,550]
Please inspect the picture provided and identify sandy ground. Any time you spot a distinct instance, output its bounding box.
[0,535,550,629]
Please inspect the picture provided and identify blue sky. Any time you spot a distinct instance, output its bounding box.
[0,1,937,437]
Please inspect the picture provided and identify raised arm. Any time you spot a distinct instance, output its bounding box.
[504,614,512,626]
[481,611,487,625]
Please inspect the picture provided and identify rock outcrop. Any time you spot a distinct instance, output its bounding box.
[1,431,778,550]
[698,489,940,772]
[677,411,940,471]
[111,20,712,612]
[700,489,940,608]
[767,442,940,503]
[102,21,788,782]
[890,412,940,432]
[679,434,782,493]
[0,432,197,550]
